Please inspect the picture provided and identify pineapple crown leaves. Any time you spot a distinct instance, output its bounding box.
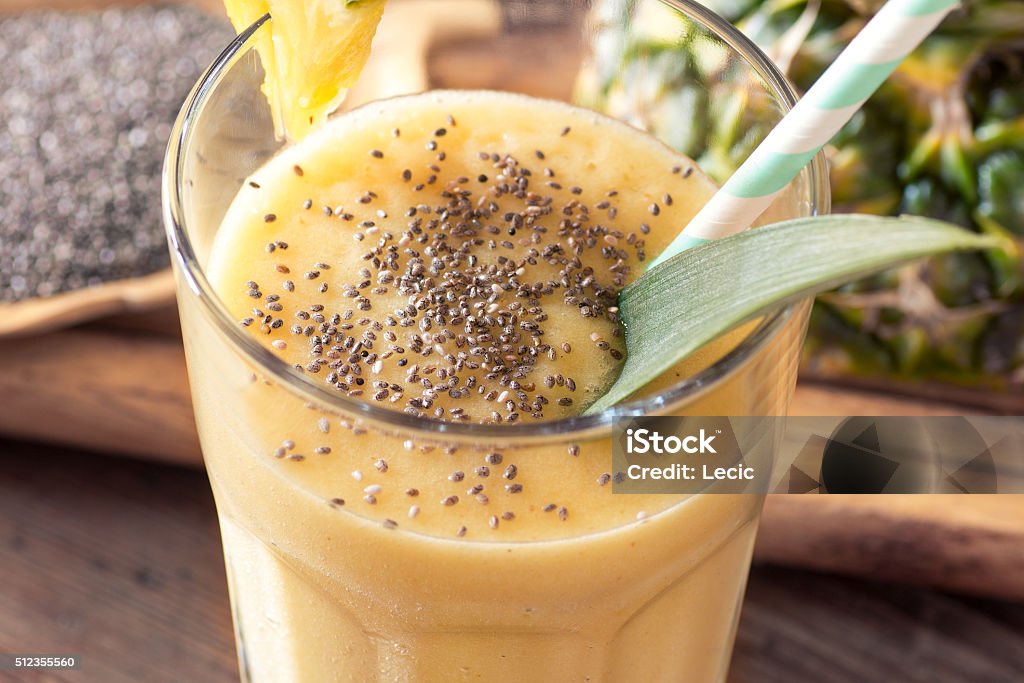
[585,214,1000,413]
[726,1,1024,233]
[578,0,1024,380]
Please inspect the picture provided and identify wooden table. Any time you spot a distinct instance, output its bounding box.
[2,439,1022,683]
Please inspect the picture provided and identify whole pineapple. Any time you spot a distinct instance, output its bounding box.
[579,0,1024,397]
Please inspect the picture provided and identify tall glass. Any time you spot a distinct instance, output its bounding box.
[163,1,829,681]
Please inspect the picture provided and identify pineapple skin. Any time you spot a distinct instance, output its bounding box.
[582,0,1024,392]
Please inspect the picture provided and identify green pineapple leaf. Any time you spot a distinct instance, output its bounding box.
[585,215,999,413]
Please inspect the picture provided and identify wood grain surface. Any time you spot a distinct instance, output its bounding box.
[0,271,176,340]
[758,495,1024,602]
[0,325,199,465]
[1,440,1021,683]
[0,442,237,683]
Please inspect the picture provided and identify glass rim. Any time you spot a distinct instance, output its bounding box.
[162,1,831,444]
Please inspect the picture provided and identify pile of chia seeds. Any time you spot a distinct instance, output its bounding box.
[0,6,233,303]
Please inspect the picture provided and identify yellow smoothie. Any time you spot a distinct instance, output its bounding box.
[184,90,806,681]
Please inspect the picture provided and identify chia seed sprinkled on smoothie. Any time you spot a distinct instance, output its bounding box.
[211,94,715,538]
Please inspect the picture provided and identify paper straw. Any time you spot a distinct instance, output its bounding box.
[649,0,960,269]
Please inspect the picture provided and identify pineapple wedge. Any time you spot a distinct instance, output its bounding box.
[223,0,386,139]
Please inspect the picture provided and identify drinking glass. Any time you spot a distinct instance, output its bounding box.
[163,1,829,681]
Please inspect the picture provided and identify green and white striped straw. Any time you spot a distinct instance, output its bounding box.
[649,0,960,269]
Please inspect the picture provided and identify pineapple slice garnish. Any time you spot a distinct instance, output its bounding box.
[223,0,387,140]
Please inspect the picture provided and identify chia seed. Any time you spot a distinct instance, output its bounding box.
[0,6,233,302]
[235,110,685,525]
